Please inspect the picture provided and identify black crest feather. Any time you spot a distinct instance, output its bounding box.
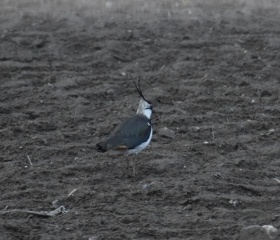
[129,75,150,104]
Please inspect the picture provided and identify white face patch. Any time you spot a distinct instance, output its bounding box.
[137,99,152,119]
[143,108,152,119]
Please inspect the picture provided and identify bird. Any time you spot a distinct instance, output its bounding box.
[96,78,153,176]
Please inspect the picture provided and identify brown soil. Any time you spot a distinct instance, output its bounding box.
[1,1,280,239]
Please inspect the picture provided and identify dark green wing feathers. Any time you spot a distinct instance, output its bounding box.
[96,115,152,152]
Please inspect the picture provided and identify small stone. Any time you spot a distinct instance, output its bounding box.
[106,88,114,94]
[240,225,280,240]
[88,237,98,240]
[263,225,279,239]
[185,204,192,210]
[158,127,175,139]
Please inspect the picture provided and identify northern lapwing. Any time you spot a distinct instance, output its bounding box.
[96,78,153,176]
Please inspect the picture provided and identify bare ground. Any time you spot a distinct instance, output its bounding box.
[1,0,280,239]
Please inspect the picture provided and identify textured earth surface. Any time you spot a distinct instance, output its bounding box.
[1,1,280,239]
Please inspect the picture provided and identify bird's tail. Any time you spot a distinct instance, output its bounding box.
[96,142,107,152]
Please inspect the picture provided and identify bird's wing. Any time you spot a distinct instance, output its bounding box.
[105,115,152,151]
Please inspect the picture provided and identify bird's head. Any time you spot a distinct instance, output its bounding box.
[137,98,153,119]
[131,76,153,119]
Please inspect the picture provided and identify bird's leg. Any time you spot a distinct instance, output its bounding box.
[132,154,137,177]
[126,155,130,177]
